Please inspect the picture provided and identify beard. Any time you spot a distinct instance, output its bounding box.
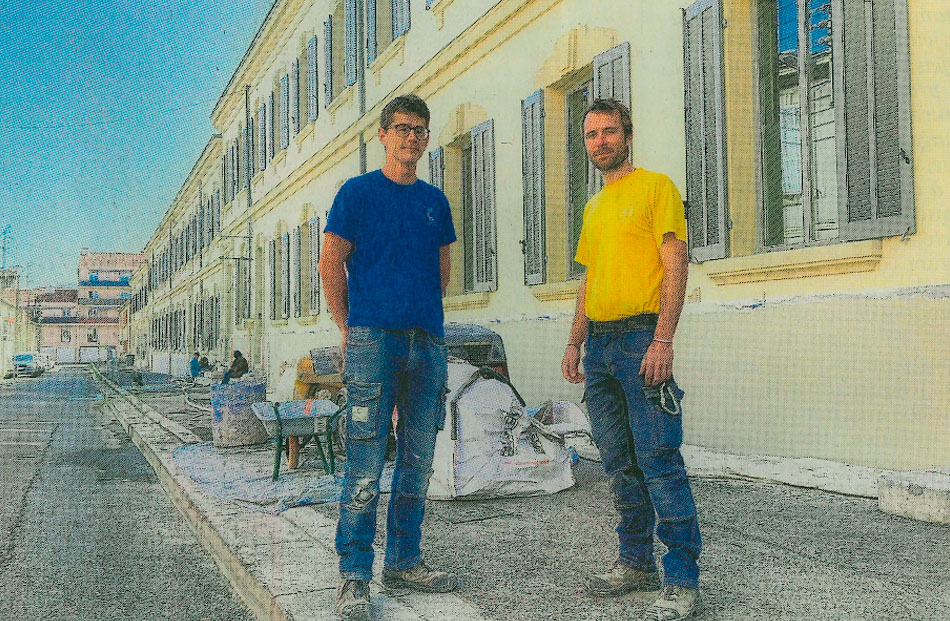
[590,147,628,173]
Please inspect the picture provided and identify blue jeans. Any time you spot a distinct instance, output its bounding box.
[335,327,447,580]
[584,328,701,588]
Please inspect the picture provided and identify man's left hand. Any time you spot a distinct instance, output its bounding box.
[639,340,673,386]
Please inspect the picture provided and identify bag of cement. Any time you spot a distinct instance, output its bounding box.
[428,360,575,500]
[210,379,268,447]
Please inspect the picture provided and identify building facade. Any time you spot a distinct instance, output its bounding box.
[39,252,142,363]
[129,0,949,470]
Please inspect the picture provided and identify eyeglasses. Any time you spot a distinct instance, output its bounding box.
[387,123,430,139]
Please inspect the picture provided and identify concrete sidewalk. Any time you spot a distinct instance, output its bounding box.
[91,367,950,621]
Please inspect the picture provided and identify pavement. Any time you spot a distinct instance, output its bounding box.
[88,365,950,621]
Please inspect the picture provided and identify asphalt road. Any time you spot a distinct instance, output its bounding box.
[0,367,252,620]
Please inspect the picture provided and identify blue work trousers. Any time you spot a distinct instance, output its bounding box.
[584,328,702,588]
[335,327,447,580]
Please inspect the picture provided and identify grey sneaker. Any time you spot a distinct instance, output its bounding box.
[642,584,702,620]
[337,579,371,620]
[587,561,661,597]
[382,561,458,593]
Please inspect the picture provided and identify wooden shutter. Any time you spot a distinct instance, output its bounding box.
[683,0,728,261]
[292,226,302,317]
[471,120,497,291]
[268,92,276,160]
[291,59,300,136]
[393,0,410,38]
[268,239,277,320]
[521,89,546,285]
[307,36,319,121]
[309,217,321,315]
[233,257,242,325]
[428,147,444,190]
[281,232,290,319]
[366,0,378,64]
[247,118,256,178]
[838,0,914,240]
[344,0,358,87]
[280,74,290,149]
[591,42,631,195]
[324,18,334,106]
[258,104,266,171]
[214,190,221,236]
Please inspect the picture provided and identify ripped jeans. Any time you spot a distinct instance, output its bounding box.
[584,327,702,589]
[335,327,447,581]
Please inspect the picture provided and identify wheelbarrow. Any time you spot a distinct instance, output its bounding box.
[251,399,343,481]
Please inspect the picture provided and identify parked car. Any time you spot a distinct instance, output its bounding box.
[9,353,43,378]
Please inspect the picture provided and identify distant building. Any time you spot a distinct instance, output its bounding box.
[37,251,143,362]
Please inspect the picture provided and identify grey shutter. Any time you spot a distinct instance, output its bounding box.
[268,92,276,160]
[309,217,320,315]
[258,104,267,170]
[291,59,300,136]
[248,118,256,177]
[344,0,358,87]
[280,74,290,149]
[324,18,334,106]
[521,89,546,285]
[366,0,378,64]
[428,147,444,190]
[471,120,497,291]
[243,247,252,319]
[591,42,631,195]
[838,0,914,240]
[214,295,221,347]
[683,0,728,261]
[293,226,302,317]
[307,36,319,121]
[393,0,410,39]
[233,257,242,325]
[214,190,221,236]
[281,232,291,319]
[268,239,277,320]
[221,154,228,203]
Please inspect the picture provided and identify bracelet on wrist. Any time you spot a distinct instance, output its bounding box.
[652,337,673,344]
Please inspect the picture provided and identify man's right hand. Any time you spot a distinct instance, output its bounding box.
[561,344,585,384]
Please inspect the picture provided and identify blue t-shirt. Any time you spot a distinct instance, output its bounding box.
[324,170,456,337]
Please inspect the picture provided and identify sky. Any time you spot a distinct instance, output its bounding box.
[0,0,275,287]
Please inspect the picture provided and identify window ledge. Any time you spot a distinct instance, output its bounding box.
[705,240,883,285]
[531,279,581,302]
[296,315,320,325]
[295,122,314,145]
[327,85,354,117]
[272,319,289,327]
[273,150,287,167]
[443,291,491,312]
[370,37,407,85]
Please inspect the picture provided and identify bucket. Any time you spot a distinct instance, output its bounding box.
[210,380,268,447]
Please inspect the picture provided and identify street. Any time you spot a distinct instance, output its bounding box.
[0,367,252,620]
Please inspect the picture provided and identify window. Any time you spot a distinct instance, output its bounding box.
[684,0,915,259]
[61,328,71,343]
[292,226,302,318]
[281,232,291,319]
[88,328,98,343]
[258,103,267,171]
[366,1,398,64]
[291,58,301,137]
[469,120,497,292]
[344,0,358,87]
[268,91,276,161]
[325,4,346,105]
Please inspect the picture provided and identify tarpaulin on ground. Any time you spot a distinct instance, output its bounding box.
[172,443,393,514]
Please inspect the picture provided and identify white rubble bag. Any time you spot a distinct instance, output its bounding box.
[427,360,577,500]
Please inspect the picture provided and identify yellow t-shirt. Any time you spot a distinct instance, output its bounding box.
[574,168,687,321]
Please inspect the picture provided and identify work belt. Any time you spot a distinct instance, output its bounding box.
[587,313,658,335]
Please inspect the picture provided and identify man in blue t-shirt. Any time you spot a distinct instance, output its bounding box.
[319,94,457,621]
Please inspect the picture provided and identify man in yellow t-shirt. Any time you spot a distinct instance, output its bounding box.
[561,99,701,621]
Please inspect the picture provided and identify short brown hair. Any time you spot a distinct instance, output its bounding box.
[583,99,633,138]
[381,94,430,129]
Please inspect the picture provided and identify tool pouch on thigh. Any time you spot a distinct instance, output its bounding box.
[642,379,684,416]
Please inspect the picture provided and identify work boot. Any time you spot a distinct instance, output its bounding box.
[642,584,702,620]
[587,561,661,597]
[337,578,371,620]
[382,560,458,593]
